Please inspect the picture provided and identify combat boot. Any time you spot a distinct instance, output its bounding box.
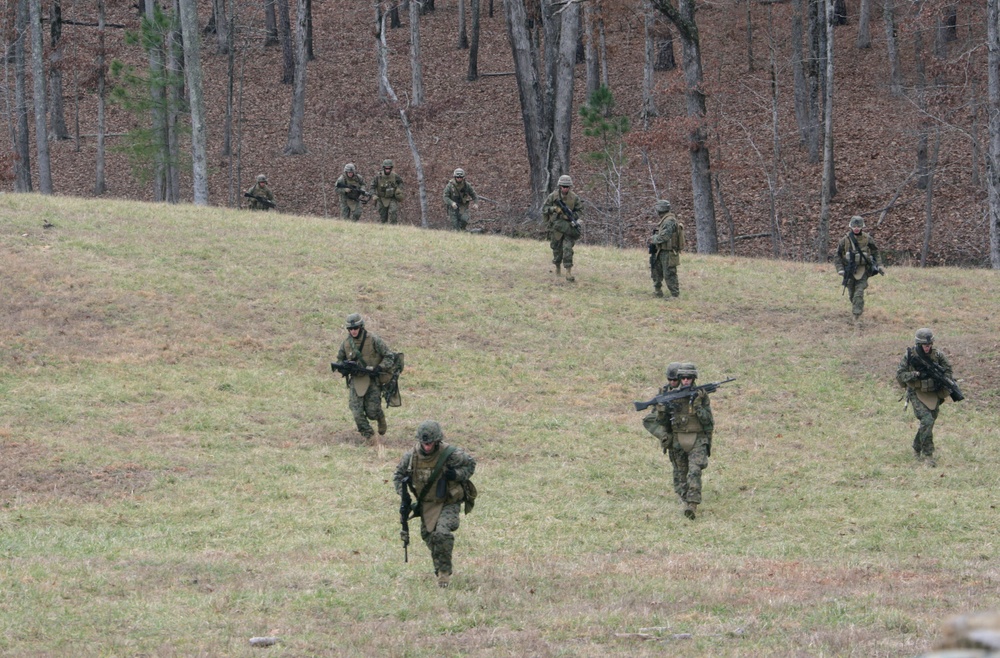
[654,288,664,298]
[437,571,451,588]
[377,415,387,436]
[925,455,937,468]
[565,266,575,282]
[555,263,561,276]
[683,502,697,520]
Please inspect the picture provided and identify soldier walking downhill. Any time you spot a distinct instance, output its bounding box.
[643,362,686,492]
[335,313,396,439]
[648,200,684,298]
[896,328,958,467]
[542,175,583,282]
[336,163,368,221]
[370,159,404,224]
[393,421,476,588]
[664,363,714,520]
[834,215,882,327]
[442,168,479,231]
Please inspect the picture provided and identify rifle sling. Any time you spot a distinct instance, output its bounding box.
[412,445,457,504]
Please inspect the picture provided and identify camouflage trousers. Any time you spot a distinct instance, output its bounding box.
[421,502,461,575]
[340,198,363,221]
[550,234,575,267]
[348,383,384,438]
[845,275,869,317]
[651,256,679,297]
[448,206,471,231]
[671,433,710,504]
[377,199,399,224]
[908,389,939,456]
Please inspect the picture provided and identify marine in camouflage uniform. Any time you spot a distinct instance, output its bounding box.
[896,328,955,467]
[370,159,404,224]
[335,313,396,439]
[542,174,583,282]
[393,421,476,588]
[649,200,683,298]
[442,168,479,231]
[643,363,686,497]
[664,363,714,520]
[834,215,881,325]
[245,174,276,211]
[336,163,368,221]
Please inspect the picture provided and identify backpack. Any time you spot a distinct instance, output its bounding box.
[672,221,685,253]
[462,480,478,514]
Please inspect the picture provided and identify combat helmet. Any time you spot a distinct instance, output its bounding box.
[344,163,356,173]
[382,159,394,169]
[849,215,865,229]
[345,313,365,330]
[677,362,698,380]
[453,168,465,178]
[665,362,682,381]
[655,199,671,214]
[915,328,934,345]
[557,175,573,187]
[416,420,443,445]
[256,173,267,183]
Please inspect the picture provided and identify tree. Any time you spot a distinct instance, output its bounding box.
[96,0,107,194]
[263,0,278,46]
[987,0,1000,268]
[284,0,307,154]
[409,0,424,106]
[650,0,718,253]
[856,0,871,48]
[277,0,293,83]
[11,0,33,191]
[29,0,53,193]
[48,0,70,140]
[883,0,902,95]
[457,0,468,49]
[178,0,209,204]
[815,0,835,260]
[467,0,479,80]
[641,1,657,127]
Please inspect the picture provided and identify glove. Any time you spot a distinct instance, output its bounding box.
[472,203,479,210]
[837,270,844,276]
[400,530,409,543]
[444,467,458,481]
[899,371,917,383]
[452,201,458,209]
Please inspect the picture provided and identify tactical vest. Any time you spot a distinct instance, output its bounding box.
[410,442,464,505]
[342,331,385,395]
[846,233,873,280]
[672,391,706,434]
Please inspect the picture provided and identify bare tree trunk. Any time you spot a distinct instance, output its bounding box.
[167,4,182,202]
[791,0,818,158]
[95,0,106,195]
[409,0,424,105]
[457,0,468,49]
[584,2,599,100]
[768,5,783,257]
[48,0,69,139]
[920,127,940,266]
[277,0,293,83]
[987,0,1000,268]
[222,0,235,159]
[745,0,754,72]
[178,0,209,204]
[856,0,871,48]
[264,0,278,46]
[550,0,578,183]
[12,0,32,191]
[306,0,314,59]
[883,0,902,95]
[915,20,928,190]
[816,0,835,260]
[375,3,388,100]
[212,0,228,53]
[642,1,657,127]
[597,14,608,89]
[29,0,53,193]
[284,0,307,154]
[467,0,479,80]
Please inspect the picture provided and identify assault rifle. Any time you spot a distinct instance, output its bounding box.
[555,198,582,232]
[634,377,736,412]
[399,475,413,563]
[243,191,276,209]
[336,181,371,204]
[648,228,659,271]
[907,348,964,402]
[331,360,380,379]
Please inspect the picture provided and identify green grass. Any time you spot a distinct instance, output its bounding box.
[1,194,999,656]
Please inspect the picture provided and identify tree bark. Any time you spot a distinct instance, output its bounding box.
[584,2,599,100]
[211,0,228,53]
[409,0,424,106]
[178,0,209,204]
[458,0,468,49]
[987,0,1000,268]
[883,0,902,95]
[816,0,835,260]
[375,3,389,100]
[12,0,32,191]
[745,0,754,72]
[264,0,278,46]
[30,0,53,193]
[549,0,578,183]
[277,0,293,83]
[642,1,657,127]
[791,0,818,158]
[167,2,182,202]
[48,0,69,139]
[144,0,167,200]
[284,0,307,154]
[856,0,871,48]
[467,0,479,80]
[920,127,940,266]
[95,0,106,194]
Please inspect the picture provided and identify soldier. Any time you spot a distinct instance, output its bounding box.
[666,363,714,520]
[245,174,276,211]
[648,199,684,298]
[393,421,476,588]
[896,328,956,467]
[335,313,396,439]
[370,159,404,224]
[336,163,369,221]
[442,168,479,231]
[542,174,583,282]
[643,362,685,494]
[834,215,882,327]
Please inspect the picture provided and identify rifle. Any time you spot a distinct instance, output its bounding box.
[634,377,736,412]
[555,198,582,232]
[907,348,964,402]
[330,360,380,379]
[336,181,371,204]
[399,475,413,563]
[841,251,856,294]
[648,228,659,272]
[243,191,276,209]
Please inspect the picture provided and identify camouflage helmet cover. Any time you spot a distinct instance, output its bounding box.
[344,163,356,173]
[665,362,682,380]
[345,313,365,330]
[849,215,865,229]
[256,174,267,183]
[655,200,671,214]
[416,420,443,444]
[557,174,573,187]
[915,328,934,345]
[382,159,394,169]
[453,168,465,178]
[677,362,698,379]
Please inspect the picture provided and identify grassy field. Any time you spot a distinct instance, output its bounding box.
[1,194,999,657]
